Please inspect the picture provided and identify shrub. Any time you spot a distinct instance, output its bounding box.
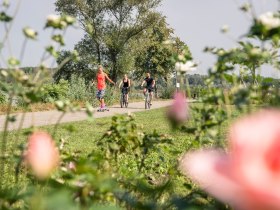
[0,91,6,104]
[40,80,69,103]
[159,85,176,99]
[67,74,90,101]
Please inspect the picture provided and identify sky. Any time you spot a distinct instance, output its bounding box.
[0,0,279,77]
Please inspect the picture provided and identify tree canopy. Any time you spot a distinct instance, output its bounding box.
[55,0,191,83]
[56,0,164,81]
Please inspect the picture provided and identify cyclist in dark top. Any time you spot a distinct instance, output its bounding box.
[119,74,131,103]
[141,72,155,105]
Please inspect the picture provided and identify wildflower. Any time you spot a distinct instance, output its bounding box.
[167,92,188,127]
[250,47,262,56]
[25,131,59,179]
[46,14,61,28]
[180,109,280,210]
[23,27,38,40]
[68,161,76,171]
[258,12,280,30]
[62,15,76,25]
[46,14,67,29]
[175,61,197,72]
[221,25,229,33]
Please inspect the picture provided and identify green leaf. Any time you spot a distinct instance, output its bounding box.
[46,45,58,58]
[0,11,12,22]
[52,34,65,46]
[223,74,233,84]
[8,57,20,66]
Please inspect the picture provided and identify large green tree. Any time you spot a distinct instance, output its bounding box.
[55,0,162,81]
[133,17,191,82]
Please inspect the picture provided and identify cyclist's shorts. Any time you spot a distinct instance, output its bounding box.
[96,89,105,99]
[122,87,129,94]
[146,87,154,93]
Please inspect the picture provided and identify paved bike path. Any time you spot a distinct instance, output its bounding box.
[0,100,173,131]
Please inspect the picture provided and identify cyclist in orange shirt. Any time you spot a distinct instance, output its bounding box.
[93,65,115,110]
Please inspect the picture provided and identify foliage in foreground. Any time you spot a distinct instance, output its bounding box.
[1,1,280,210]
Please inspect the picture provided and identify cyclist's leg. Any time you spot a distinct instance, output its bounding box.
[125,88,129,102]
[143,88,147,95]
[149,88,153,105]
[121,88,125,105]
[121,87,124,99]
[143,88,147,100]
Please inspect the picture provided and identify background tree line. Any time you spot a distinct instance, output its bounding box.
[53,0,191,84]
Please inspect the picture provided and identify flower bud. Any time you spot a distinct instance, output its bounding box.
[25,131,59,179]
[167,92,188,127]
[23,27,38,40]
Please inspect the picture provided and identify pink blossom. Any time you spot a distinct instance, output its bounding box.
[68,161,76,171]
[25,131,59,179]
[167,92,188,125]
[180,109,280,210]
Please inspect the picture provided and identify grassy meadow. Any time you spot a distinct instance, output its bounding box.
[2,104,243,209]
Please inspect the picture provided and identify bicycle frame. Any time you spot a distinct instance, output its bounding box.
[120,90,128,108]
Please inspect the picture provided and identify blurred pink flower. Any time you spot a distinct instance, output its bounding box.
[167,92,188,126]
[68,161,76,171]
[180,109,280,210]
[25,131,59,179]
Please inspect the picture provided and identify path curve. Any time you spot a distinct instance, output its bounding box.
[0,100,174,131]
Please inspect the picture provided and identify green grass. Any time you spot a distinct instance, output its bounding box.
[1,104,241,209]
[3,107,194,187]
[5,107,193,155]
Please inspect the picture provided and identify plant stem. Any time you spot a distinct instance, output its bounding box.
[1,0,22,55]
[13,110,27,183]
[19,38,28,62]
[52,112,66,138]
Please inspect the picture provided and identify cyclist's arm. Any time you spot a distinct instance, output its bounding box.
[128,79,131,87]
[141,80,145,87]
[152,79,155,87]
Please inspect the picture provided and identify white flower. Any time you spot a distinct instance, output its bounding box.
[178,54,185,61]
[1,70,8,77]
[175,61,197,72]
[250,48,262,56]
[217,49,225,56]
[258,12,280,30]
[46,14,65,29]
[60,21,67,28]
[23,27,37,39]
[47,14,60,22]
[63,15,76,25]
[221,24,229,33]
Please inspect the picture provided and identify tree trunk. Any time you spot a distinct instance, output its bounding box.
[97,43,101,64]
[111,58,118,82]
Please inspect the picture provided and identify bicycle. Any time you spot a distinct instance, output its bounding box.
[120,88,128,108]
[144,91,151,109]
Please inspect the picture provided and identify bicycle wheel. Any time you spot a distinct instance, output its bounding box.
[125,94,128,108]
[120,94,124,108]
